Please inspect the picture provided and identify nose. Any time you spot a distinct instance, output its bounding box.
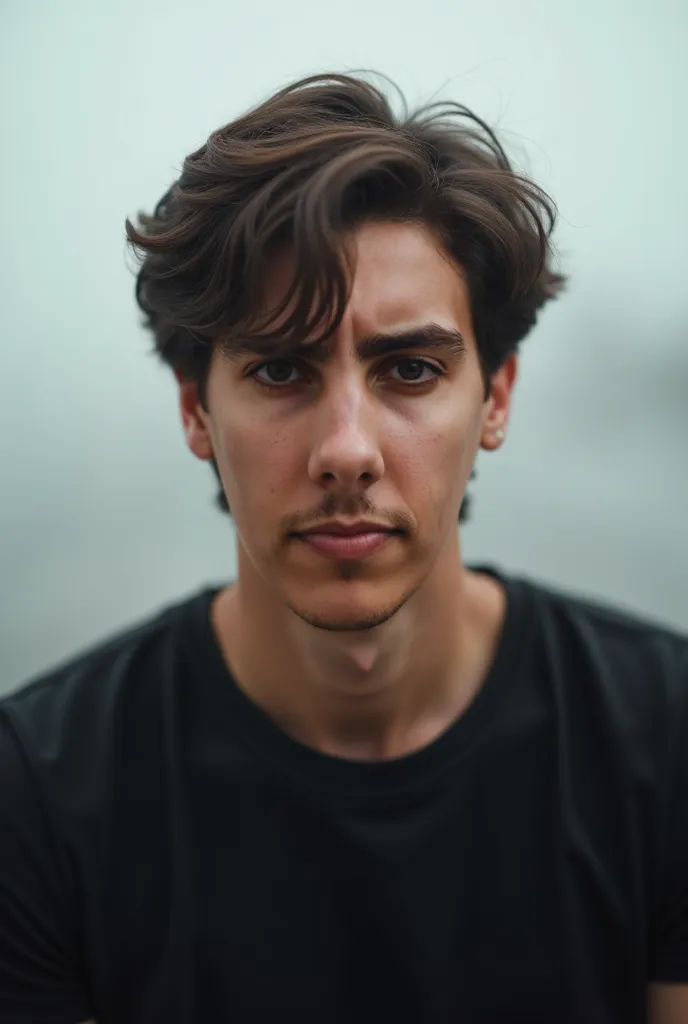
[307,378,384,494]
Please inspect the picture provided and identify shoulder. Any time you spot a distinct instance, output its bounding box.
[0,592,211,1024]
[515,570,688,757]
[524,573,688,685]
[0,585,219,792]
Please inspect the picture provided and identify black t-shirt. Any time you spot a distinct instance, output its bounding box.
[1,565,687,1024]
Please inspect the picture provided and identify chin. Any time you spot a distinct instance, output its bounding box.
[283,576,419,633]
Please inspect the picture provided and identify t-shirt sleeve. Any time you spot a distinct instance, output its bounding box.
[648,642,688,982]
[0,708,94,1023]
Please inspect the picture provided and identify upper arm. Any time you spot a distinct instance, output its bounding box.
[648,984,688,1024]
[0,709,94,1023]
[648,643,688,998]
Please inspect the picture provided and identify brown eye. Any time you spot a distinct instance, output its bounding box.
[389,359,440,384]
[254,361,299,385]
[397,359,425,381]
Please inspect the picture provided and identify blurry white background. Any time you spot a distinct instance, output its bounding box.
[1,0,687,694]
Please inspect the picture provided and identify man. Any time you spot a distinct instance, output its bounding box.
[0,72,686,1024]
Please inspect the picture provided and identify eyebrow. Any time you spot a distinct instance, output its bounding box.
[227,324,467,363]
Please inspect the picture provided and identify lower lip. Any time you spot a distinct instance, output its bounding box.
[297,531,396,560]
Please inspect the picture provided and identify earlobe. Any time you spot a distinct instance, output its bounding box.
[479,353,517,452]
[183,418,215,462]
[177,379,215,462]
[480,425,507,452]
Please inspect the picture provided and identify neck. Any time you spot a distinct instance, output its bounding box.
[211,536,505,761]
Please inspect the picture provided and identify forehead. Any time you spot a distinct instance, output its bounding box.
[260,220,472,344]
[347,220,469,328]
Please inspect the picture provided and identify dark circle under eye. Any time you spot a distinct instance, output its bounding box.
[264,361,294,383]
[397,359,426,381]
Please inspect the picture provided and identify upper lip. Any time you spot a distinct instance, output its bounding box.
[297,520,397,537]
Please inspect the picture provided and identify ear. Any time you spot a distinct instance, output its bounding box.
[479,353,518,452]
[175,371,214,462]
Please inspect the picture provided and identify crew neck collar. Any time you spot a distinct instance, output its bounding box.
[182,564,533,806]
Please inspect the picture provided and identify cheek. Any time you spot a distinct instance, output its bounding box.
[213,412,299,510]
[392,395,483,507]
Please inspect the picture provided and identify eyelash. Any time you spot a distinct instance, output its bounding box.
[247,357,444,392]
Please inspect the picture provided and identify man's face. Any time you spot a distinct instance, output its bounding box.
[180,220,516,630]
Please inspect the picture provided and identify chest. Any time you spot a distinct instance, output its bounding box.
[88,762,650,1022]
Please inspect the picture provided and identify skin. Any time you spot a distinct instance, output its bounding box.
[179,219,516,759]
[78,223,687,1020]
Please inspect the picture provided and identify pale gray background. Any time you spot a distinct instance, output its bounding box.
[2,0,687,695]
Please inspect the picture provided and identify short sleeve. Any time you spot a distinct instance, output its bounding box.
[648,642,688,982]
[0,708,94,1023]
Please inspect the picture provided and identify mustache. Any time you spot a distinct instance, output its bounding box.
[281,494,415,536]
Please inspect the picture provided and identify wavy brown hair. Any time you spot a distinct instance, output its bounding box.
[125,72,566,522]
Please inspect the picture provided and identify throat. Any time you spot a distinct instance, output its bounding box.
[343,641,383,675]
[211,569,506,763]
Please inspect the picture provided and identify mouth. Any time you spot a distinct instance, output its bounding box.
[293,522,403,561]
